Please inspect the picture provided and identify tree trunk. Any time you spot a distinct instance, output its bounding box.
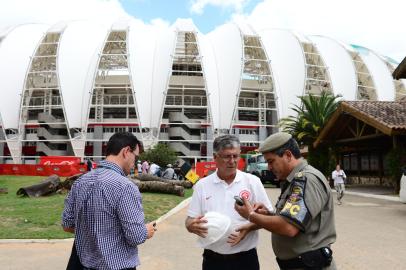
[60,173,84,191]
[131,179,185,197]
[17,175,61,197]
[134,174,192,188]
[15,173,186,198]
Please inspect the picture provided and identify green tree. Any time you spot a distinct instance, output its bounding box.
[385,148,406,193]
[280,91,341,175]
[139,143,178,168]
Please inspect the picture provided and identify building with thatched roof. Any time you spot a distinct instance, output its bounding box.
[314,101,406,187]
[393,57,406,80]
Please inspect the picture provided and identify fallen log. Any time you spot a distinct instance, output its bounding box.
[134,174,193,189]
[17,175,61,197]
[131,179,185,197]
[60,173,84,191]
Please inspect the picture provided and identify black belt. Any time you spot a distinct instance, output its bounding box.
[203,248,256,260]
[83,267,137,270]
[276,247,333,270]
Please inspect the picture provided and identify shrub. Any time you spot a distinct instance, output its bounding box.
[139,143,178,167]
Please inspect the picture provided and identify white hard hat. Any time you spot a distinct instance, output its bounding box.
[197,211,231,248]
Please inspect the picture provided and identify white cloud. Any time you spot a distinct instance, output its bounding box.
[0,0,131,28]
[149,18,171,29]
[0,0,172,35]
[236,0,405,62]
[190,0,249,15]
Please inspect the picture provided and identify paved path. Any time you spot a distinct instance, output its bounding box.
[1,188,406,270]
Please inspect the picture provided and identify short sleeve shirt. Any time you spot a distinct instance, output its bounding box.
[272,160,336,259]
[188,169,273,254]
[332,170,346,185]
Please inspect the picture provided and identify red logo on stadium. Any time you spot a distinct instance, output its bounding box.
[239,190,251,200]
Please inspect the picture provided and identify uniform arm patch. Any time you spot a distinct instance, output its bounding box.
[279,180,311,232]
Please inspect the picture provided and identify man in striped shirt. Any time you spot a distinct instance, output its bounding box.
[62,132,156,270]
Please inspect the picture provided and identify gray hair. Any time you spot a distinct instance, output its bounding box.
[213,135,240,153]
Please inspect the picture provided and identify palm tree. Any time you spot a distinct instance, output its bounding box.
[280,91,341,145]
[279,91,341,175]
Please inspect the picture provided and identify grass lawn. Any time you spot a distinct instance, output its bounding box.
[0,175,192,239]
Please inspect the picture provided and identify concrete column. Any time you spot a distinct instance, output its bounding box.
[272,110,279,134]
[0,142,4,164]
[93,126,103,161]
[266,110,279,134]
[0,130,4,163]
[259,127,268,141]
[206,126,213,159]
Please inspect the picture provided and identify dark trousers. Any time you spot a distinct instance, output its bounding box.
[66,243,83,270]
[202,248,260,270]
[67,242,136,270]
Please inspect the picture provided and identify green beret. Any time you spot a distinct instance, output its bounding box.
[259,132,292,153]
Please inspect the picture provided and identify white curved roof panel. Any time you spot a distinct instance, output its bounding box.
[48,21,69,33]
[310,35,357,100]
[0,24,48,129]
[233,21,256,36]
[291,30,311,43]
[130,23,175,129]
[259,29,306,119]
[206,23,243,129]
[111,19,131,31]
[151,29,177,129]
[199,33,219,128]
[58,21,109,130]
[172,18,198,32]
[0,25,16,39]
[352,45,395,101]
[129,21,158,128]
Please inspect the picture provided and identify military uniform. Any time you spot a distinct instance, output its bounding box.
[273,160,336,269]
[259,132,337,270]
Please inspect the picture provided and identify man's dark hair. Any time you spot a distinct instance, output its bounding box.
[106,132,139,156]
[273,138,301,159]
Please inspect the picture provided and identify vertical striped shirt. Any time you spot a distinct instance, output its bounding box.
[62,160,148,270]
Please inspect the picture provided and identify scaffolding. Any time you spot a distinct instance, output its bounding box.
[160,31,212,161]
[348,51,377,100]
[85,30,140,159]
[18,32,73,162]
[302,42,332,95]
[232,34,278,146]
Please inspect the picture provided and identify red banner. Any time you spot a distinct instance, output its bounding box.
[39,156,81,166]
[0,164,87,177]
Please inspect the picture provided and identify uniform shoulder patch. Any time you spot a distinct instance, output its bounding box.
[294,171,305,181]
[279,179,311,231]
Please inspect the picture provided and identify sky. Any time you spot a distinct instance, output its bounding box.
[0,0,404,62]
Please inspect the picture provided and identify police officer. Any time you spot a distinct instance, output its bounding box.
[235,132,337,270]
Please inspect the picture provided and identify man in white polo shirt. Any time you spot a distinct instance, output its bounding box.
[185,134,272,270]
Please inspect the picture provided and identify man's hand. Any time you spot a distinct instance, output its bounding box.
[227,223,253,247]
[185,216,208,238]
[252,202,271,215]
[146,222,156,239]
[63,227,74,233]
[234,197,254,220]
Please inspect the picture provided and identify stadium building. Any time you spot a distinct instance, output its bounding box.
[0,19,405,164]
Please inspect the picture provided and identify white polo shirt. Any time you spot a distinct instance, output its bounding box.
[188,169,273,254]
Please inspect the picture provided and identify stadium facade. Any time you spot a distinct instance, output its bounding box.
[0,19,405,164]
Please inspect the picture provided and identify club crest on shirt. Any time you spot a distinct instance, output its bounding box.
[239,190,251,200]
